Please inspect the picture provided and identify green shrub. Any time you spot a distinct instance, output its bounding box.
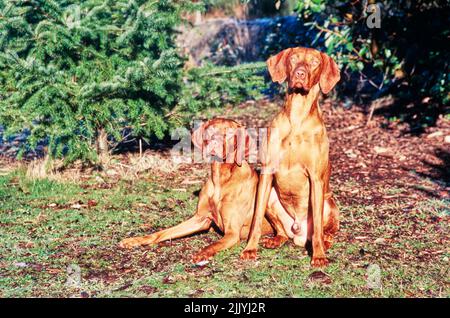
[0,0,199,164]
[0,0,268,165]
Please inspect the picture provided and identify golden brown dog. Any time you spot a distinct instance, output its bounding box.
[241,47,340,267]
[119,118,278,263]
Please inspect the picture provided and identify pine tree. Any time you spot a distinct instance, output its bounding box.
[0,0,268,166]
[0,0,198,165]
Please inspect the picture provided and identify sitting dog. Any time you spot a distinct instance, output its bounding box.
[241,47,340,267]
[119,118,280,263]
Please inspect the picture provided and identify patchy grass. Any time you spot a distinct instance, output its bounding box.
[0,100,449,297]
[0,167,448,298]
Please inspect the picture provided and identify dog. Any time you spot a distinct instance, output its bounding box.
[119,118,284,263]
[241,47,340,267]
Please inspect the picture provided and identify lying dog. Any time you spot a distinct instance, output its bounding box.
[119,118,279,263]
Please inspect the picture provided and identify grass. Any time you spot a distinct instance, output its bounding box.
[0,167,448,298]
[1,99,448,298]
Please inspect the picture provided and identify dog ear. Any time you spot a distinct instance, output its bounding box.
[223,127,248,166]
[191,122,206,151]
[319,52,341,94]
[223,127,237,165]
[267,48,292,84]
[234,127,247,166]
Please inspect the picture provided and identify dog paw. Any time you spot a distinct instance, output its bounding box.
[262,236,288,249]
[240,249,258,260]
[311,257,329,268]
[119,238,142,249]
[192,252,213,264]
[324,235,333,251]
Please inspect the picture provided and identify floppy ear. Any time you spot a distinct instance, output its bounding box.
[234,127,247,167]
[223,127,248,166]
[223,127,236,165]
[266,48,292,84]
[319,52,341,94]
[191,122,206,151]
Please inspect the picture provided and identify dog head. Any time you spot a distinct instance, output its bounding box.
[191,118,250,166]
[267,47,340,94]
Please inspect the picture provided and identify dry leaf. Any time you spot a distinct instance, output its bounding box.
[308,271,332,285]
[374,146,389,154]
[374,237,386,244]
[427,131,443,139]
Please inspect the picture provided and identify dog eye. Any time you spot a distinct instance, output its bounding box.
[290,56,297,63]
[311,59,319,67]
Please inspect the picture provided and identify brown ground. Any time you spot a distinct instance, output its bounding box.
[0,99,449,297]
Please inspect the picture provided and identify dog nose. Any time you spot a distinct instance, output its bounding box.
[295,69,306,80]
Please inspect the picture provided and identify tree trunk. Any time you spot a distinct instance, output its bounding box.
[96,127,110,167]
[194,10,202,25]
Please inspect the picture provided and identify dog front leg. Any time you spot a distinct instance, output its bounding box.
[240,173,273,259]
[309,175,328,267]
[192,232,240,263]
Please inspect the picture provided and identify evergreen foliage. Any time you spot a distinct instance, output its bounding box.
[180,62,265,115]
[0,0,199,163]
[0,0,267,164]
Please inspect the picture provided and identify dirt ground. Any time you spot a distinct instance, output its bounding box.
[0,99,448,297]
